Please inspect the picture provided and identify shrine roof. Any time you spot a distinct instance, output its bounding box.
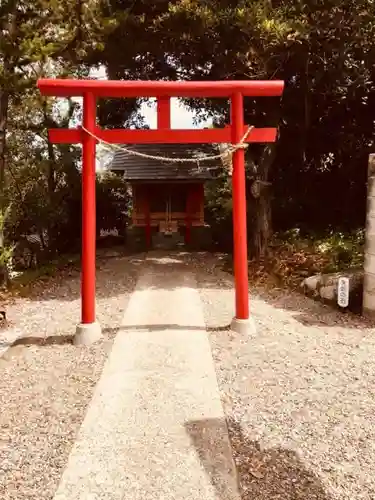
[109,143,220,180]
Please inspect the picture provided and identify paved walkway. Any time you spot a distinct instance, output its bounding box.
[53,255,240,500]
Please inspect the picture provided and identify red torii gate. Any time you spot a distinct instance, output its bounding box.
[37,79,284,344]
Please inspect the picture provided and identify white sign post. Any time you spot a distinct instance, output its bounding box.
[337,277,350,308]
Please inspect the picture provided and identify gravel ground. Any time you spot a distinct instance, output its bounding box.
[1,250,375,500]
[193,253,375,500]
[0,252,143,500]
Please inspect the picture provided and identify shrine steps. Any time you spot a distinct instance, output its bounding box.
[152,230,185,249]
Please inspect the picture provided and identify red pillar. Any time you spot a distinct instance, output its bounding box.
[157,97,171,129]
[231,92,249,320]
[81,92,97,324]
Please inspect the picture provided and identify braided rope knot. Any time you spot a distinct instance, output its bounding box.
[80,125,253,169]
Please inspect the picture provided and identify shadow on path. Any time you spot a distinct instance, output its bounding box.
[0,323,230,351]
[102,324,230,335]
[185,417,332,500]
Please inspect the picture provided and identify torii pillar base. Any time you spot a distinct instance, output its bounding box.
[230,317,256,336]
[74,322,102,346]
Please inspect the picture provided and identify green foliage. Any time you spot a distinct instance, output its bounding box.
[96,171,130,236]
[204,166,233,251]
[1,0,374,276]
[92,0,374,250]
[0,206,14,284]
[314,230,365,271]
[0,1,131,262]
[275,228,365,272]
[0,245,13,268]
[268,229,365,287]
[4,163,130,254]
[0,205,11,232]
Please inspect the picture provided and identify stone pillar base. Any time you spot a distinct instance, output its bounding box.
[230,317,256,335]
[74,321,102,346]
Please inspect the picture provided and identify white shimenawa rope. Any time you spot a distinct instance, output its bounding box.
[80,125,254,165]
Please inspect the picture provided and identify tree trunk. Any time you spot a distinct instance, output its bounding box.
[250,143,277,260]
[0,89,9,248]
[0,87,10,287]
[0,8,16,286]
[253,188,272,260]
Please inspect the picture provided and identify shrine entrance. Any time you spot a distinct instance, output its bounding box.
[150,184,187,221]
[150,184,188,236]
[130,181,206,247]
[37,78,284,344]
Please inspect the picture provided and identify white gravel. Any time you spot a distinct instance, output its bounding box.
[0,252,142,500]
[194,253,375,500]
[1,250,375,500]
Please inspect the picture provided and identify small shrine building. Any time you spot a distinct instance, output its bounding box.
[110,143,220,249]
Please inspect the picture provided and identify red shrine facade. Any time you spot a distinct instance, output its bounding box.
[110,143,218,249]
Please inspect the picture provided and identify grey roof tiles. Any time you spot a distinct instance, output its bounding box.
[109,143,220,180]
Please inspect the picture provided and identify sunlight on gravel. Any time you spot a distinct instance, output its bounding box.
[0,254,141,500]
[195,253,375,500]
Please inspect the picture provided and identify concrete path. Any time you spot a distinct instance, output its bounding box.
[53,255,240,500]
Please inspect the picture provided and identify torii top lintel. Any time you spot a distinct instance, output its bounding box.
[37,78,284,145]
[37,78,284,98]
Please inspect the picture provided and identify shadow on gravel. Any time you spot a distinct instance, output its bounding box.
[15,252,146,303]
[0,336,75,365]
[254,286,375,330]
[10,334,74,346]
[0,323,230,355]
[199,252,374,331]
[15,250,229,305]
[0,334,75,356]
[186,417,332,500]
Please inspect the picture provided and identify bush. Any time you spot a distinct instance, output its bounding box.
[266,228,365,287]
[4,169,130,262]
[0,207,13,286]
